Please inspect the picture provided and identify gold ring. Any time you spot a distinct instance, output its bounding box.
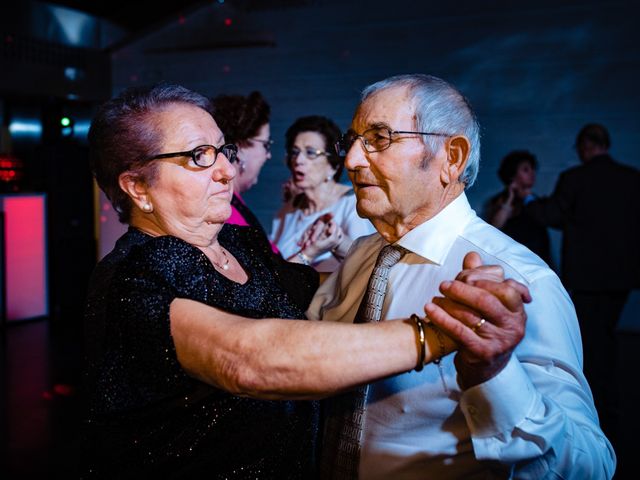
[472,318,486,332]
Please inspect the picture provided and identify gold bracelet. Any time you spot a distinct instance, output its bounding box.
[410,314,426,372]
[426,320,449,392]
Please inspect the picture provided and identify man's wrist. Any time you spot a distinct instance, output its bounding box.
[454,351,512,390]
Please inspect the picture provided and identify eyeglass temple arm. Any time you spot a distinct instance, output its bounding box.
[392,130,449,137]
[150,150,192,160]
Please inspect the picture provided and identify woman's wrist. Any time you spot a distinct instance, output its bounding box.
[331,235,350,260]
[296,251,313,265]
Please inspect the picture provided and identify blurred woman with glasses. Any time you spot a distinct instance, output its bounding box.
[211,91,276,249]
[271,115,374,272]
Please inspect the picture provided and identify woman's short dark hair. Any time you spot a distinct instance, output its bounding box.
[497,150,538,186]
[285,115,343,181]
[211,91,270,145]
[89,83,213,223]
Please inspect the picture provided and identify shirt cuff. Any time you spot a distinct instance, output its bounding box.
[523,194,537,205]
[459,355,539,438]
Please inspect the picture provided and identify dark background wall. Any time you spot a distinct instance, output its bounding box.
[106,0,640,276]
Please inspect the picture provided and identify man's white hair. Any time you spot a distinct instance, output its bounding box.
[361,74,481,188]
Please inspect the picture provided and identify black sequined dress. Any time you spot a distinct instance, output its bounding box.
[83,224,320,478]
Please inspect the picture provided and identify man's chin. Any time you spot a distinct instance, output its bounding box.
[355,199,379,220]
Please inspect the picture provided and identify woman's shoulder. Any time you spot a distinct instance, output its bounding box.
[133,234,202,261]
[114,234,209,287]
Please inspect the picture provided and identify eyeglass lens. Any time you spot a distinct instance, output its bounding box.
[288,147,326,160]
[193,144,237,167]
[339,128,391,154]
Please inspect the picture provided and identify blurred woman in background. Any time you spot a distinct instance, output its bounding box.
[211,91,274,245]
[485,150,553,267]
[271,115,374,272]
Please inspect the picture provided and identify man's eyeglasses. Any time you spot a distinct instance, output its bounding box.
[250,138,274,154]
[335,127,449,155]
[148,144,238,168]
[287,146,332,161]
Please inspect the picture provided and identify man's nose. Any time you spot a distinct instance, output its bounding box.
[345,141,368,170]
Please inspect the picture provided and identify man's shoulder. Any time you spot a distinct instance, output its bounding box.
[349,231,382,250]
[567,155,640,178]
[459,217,554,285]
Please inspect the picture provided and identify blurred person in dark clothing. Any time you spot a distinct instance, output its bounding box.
[525,123,640,444]
[484,150,553,267]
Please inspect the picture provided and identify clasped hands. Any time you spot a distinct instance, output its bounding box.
[425,252,532,389]
[297,213,347,260]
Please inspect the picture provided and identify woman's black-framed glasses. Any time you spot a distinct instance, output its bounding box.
[148,144,238,168]
[334,127,449,155]
[250,138,274,154]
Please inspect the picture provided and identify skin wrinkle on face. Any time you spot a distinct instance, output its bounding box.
[345,86,462,242]
[132,103,236,248]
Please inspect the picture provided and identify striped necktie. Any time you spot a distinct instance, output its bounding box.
[320,244,407,479]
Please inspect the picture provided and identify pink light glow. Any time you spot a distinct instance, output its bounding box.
[3,195,48,320]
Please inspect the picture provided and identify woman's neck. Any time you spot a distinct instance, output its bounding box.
[298,181,346,215]
[130,213,223,249]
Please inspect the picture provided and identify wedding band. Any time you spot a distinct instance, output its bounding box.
[472,318,486,332]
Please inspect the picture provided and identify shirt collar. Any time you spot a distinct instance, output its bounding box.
[395,193,476,265]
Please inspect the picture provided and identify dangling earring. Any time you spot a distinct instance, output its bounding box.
[325,173,333,182]
[142,202,153,213]
[238,160,246,174]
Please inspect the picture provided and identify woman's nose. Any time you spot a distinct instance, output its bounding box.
[213,154,236,181]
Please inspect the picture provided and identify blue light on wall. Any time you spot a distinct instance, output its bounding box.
[8,120,43,141]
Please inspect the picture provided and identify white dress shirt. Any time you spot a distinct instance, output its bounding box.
[271,192,375,272]
[307,193,615,479]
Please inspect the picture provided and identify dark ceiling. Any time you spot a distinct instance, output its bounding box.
[44,0,311,33]
[45,0,210,32]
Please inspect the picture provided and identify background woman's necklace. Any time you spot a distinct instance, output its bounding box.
[213,248,230,271]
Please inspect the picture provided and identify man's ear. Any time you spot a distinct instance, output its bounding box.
[440,135,470,185]
[118,171,150,211]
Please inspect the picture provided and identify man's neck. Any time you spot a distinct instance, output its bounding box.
[371,188,464,243]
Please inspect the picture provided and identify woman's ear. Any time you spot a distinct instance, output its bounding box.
[440,135,470,185]
[119,172,153,213]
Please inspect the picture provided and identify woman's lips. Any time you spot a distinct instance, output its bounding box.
[211,188,231,198]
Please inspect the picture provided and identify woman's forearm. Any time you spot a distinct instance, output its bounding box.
[170,298,455,400]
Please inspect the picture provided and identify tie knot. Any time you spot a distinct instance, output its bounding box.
[376,244,406,269]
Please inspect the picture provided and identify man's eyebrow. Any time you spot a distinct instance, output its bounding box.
[368,121,392,130]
